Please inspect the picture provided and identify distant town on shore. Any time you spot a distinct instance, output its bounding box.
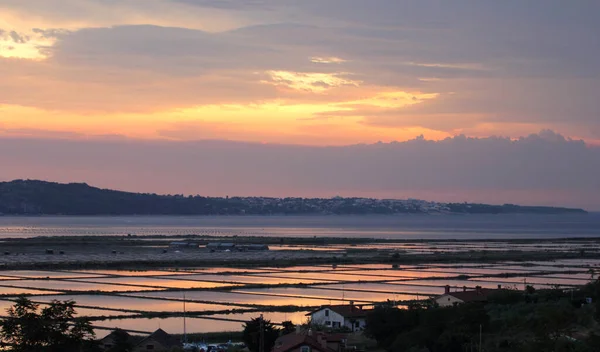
[0,180,587,216]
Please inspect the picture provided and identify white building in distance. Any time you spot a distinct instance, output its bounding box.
[435,285,502,307]
[308,304,371,332]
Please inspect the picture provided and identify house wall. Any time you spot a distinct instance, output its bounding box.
[343,317,367,332]
[310,309,345,329]
[311,309,366,332]
[435,294,464,307]
[133,337,167,352]
[99,336,116,351]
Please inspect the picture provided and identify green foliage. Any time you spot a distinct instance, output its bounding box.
[0,296,96,352]
[367,285,600,352]
[366,304,488,351]
[365,306,417,347]
[242,317,280,352]
[488,288,524,304]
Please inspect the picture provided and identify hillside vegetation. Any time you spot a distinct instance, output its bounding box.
[0,180,587,216]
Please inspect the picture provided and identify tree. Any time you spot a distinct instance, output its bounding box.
[531,301,578,346]
[367,303,490,352]
[0,296,95,352]
[281,321,296,335]
[242,317,280,352]
[365,306,421,349]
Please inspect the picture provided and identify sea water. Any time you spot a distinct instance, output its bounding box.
[0,214,598,239]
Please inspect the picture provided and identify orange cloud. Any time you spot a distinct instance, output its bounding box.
[1,101,452,145]
[263,70,361,92]
[310,56,347,64]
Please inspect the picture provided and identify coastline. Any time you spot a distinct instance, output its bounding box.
[1,234,600,271]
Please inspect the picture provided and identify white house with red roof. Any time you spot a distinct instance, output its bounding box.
[271,330,346,352]
[435,285,503,307]
[307,303,371,332]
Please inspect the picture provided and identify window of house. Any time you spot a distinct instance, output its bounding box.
[326,321,331,325]
[325,309,329,317]
[301,346,311,352]
[355,322,360,328]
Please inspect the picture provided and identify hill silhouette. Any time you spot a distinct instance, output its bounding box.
[0,180,587,216]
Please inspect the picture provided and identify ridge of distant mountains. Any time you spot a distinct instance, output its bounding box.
[0,180,587,216]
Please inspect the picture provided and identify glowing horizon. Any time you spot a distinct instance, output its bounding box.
[1,1,600,208]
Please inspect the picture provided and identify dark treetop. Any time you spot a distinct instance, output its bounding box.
[0,180,587,216]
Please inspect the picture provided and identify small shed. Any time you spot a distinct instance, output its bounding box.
[206,243,237,251]
[169,241,198,248]
[236,244,270,251]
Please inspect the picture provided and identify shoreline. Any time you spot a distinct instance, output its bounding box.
[1,235,600,271]
[0,212,593,217]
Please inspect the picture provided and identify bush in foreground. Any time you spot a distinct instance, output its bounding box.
[0,296,97,352]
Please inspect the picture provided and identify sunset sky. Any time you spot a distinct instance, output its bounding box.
[1,1,600,208]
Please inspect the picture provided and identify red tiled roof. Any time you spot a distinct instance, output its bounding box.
[100,329,137,344]
[324,333,346,342]
[307,305,371,319]
[446,288,498,302]
[137,328,180,349]
[100,330,131,342]
[271,332,337,352]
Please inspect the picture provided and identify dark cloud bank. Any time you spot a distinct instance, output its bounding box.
[1,131,599,209]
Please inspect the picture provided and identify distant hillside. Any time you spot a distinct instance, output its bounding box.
[0,180,587,216]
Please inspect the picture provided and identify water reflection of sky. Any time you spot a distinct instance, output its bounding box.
[0,258,595,335]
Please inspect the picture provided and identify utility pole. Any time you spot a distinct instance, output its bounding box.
[183,294,187,344]
[479,324,482,352]
[259,314,265,352]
